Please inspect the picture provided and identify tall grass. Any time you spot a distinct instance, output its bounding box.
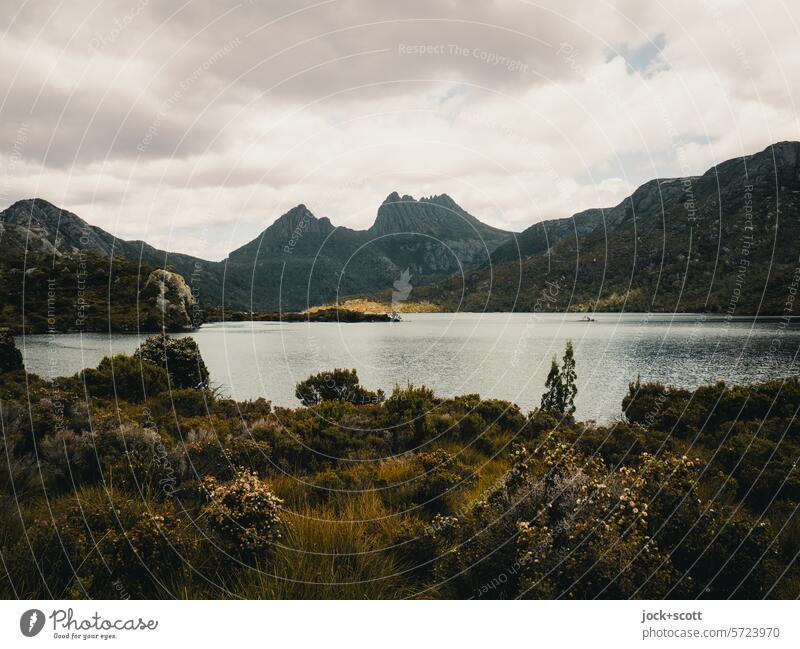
[186,491,421,599]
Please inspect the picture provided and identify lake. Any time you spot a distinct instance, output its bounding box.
[19,313,800,421]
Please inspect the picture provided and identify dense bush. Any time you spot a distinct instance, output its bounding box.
[413,448,475,511]
[623,376,800,436]
[384,384,436,449]
[184,436,273,481]
[295,368,384,406]
[20,487,199,598]
[135,334,209,389]
[515,443,677,599]
[0,328,23,373]
[79,354,170,402]
[1,357,798,599]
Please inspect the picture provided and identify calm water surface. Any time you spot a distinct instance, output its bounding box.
[20,313,800,421]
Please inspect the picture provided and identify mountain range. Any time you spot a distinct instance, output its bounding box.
[413,141,800,314]
[1,140,799,323]
[0,192,513,313]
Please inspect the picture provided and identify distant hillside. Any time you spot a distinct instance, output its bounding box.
[0,193,513,313]
[0,197,229,305]
[0,201,203,332]
[0,251,198,334]
[222,193,513,310]
[411,141,800,315]
[4,141,799,317]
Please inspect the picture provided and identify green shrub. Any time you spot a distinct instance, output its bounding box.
[94,422,183,495]
[295,368,384,406]
[135,335,209,389]
[384,384,436,449]
[184,436,272,481]
[413,448,475,511]
[0,328,23,373]
[80,354,169,402]
[23,487,199,598]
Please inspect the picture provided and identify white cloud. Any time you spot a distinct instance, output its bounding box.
[1,0,798,260]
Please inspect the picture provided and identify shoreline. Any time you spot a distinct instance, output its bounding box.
[14,310,800,337]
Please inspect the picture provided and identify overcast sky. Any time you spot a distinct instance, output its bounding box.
[1,0,798,260]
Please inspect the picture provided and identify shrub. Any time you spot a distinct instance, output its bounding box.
[39,428,99,487]
[80,354,170,402]
[413,448,475,511]
[295,368,384,406]
[427,442,683,598]
[184,436,273,481]
[384,384,436,449]
[515,443,677,599]
[201,468,284,557]
[0,328,23,373]
[93,422,184,496]
[0,452,48,501]
[23,487,199,598]
[475,398,526,431]
[135,335,209,389]
[622,377,800,439]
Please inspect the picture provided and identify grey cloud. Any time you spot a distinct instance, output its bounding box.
[1,0,798,260]
[0,0,632,172]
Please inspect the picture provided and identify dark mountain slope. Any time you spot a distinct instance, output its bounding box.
[1,193,513,312]
[222,204,378,311]
[413,141,800,314]
[220,193,513,310]
[0,200,209,332]
[0,198,227,304]
[5,141,796,316]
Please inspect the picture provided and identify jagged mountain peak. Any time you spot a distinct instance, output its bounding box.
[382,191,404,204]
[422,193,458,207]
[272,203,315,225]
[381,192,458,208]
[371,191,509,240]
[271,203,334,228]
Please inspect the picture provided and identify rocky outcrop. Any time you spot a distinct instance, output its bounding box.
[140,269,197,331]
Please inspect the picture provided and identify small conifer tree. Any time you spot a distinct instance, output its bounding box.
[561,340,577,415]
[540,341,578,415]
[540,357,562,412]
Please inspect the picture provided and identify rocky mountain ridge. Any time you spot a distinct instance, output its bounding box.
[0,192,514,311]
[414,141,800,314]
[3,141,799,315]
